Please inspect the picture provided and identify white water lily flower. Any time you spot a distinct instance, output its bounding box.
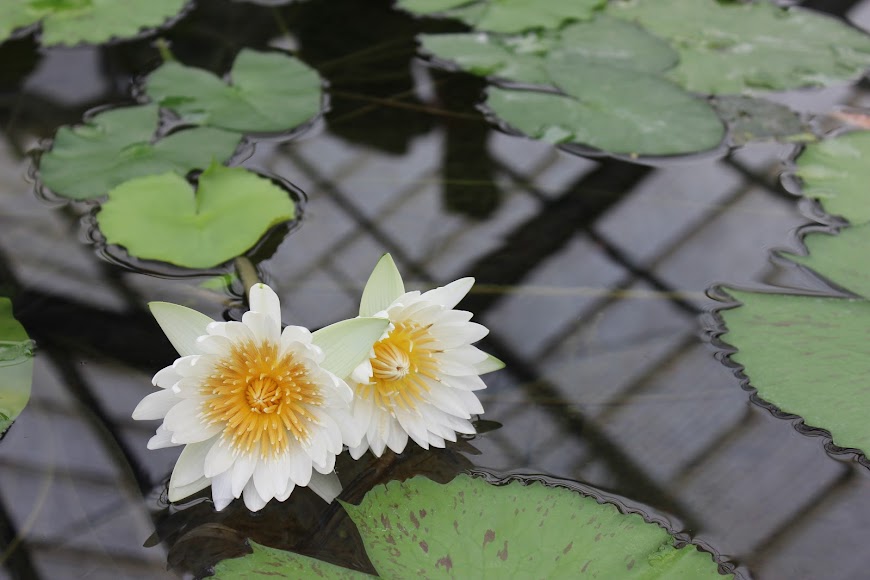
[347,255,504,458]
[132,283,388,512]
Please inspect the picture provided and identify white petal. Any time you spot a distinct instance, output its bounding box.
[454,389,484,415]
[443,374,487,391]
[147,425,177,449]
[312,317,390,379]
[395,407,430,450]
[303,428,328,467]
[164,399,206,436]
[307,471,342,503]
[132,389,178,420]
[248,283,282,326]
[287,445,313,486]
[149,302,214,357]
[242,311,280,345]
[243,480,270,511]
[211,471,235,510]
[195,334,232,356]
[209,320,254,343]
[350,359,373,385]
[439,345,488,366]
[420,278,474,310]
[253,460,278,501]
[312,452,336,474]
[367,412,392,457]
[360,254,405,317]
[323,406,363,448]
[424,382,472,419]
[152,365,181,389]
[276,481,296,502]
[431,322,489,349]
[386,422,409,454]
[349,441,369,460]
[172,355,211,378]
[169,476,210,502]
[436,309,473,325]
[169,440,213,490]
[203,440,236,478]
[475,354,505,375]
[427,433,446,448]
[351,391,375,435]
[231,453,257,497]
[281,325,313,356]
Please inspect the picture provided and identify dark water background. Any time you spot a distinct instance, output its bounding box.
[3,0,870,578]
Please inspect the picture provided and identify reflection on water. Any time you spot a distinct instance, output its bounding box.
[2,0,870,578]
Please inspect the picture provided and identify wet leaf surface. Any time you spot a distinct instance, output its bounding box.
[399,0,604,33]
[39,105,240,200]
[212,541,373,579]
[612,0,870,93]
[147,49,322,133]
[0,298,32,435]
[97,164,295,269]
[0,0,187,46]
[711,96,815,147]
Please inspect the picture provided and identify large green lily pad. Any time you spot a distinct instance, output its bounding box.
[147,49,322,133]
[0,0,187,46]
[97,164,295,269]
[213,475,726,578]
[795,131,870,225]
[399,0,604,33]
[612,0,870,94]
[421,16,722,156]
[0,298,33,435]
[39,105,240,200]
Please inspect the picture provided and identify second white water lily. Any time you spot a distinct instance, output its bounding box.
[347,255,504,458]
[133,283,387,512]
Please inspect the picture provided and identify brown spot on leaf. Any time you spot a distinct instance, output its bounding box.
[420,541,429,553]
[594,533,601,542]
[436,555,453,571]
[563,542,573,554]
[497,541,509,561]
[627,559,635,570]
[410,511,420,529]
[386,534,396,545]
[483,529,495,548]
[581,560,590,573]
[381,515,392,530]
[453,520,459,533]
[419,509,427,518]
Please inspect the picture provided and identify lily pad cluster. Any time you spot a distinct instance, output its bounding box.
[0,0,187,46]
[408,0,870,157]
[213,475,728,578]
[37,49,322,269]
[720,131,870,456]
[0,298,32,435]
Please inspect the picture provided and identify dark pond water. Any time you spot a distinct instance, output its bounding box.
[3,0,870,578]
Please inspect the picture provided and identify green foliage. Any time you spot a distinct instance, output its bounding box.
[421,16,723,156]
[0,0,187,46]
[795,131,870,225]
[0,298,33,435]
[710,96,815,146]
[97,164,295,269]
[398,0,604,33]
[147,49,323,133]
[611,0,870,94]
[213,476,725,578]
[39,105,240,200]
[212,542,372,579]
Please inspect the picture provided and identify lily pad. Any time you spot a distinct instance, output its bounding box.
[97,164,295,269]
[0,298,33,435]
[212,541,372,579]
[213,475,726,578]
[711,96,815,147]
[0,0,187,46]
[399,0,604,32]
[795,131,870,225]
[486,65,724,156]
[612,0,870,94]
[342,475,726,578]
[147,49,322,133]
[39,105,240,200]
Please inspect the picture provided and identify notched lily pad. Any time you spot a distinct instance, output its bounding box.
[0,0,188,46]
[794,131,870,225]
[612,0,870,94]
[0,298,33,435]
[399,0,605,33]
[342,475,727,578]
[39,104,240,200]
[147,49,323,133]
[97,163,296,269]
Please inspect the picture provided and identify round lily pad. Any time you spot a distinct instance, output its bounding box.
[39,104,240,200]
[97,164,296,269]
[147,49,323,133]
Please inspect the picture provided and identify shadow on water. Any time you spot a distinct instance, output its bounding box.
[2,0,870,578]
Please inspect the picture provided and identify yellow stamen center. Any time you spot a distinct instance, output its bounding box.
[202,340,322,459]
[358,321,440,412]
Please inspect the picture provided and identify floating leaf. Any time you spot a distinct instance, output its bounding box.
[342,475,726,578]
[612,0,870,94]
[147,49,322,133]
[212,541,372,579]
[795,131,870,225]
[0,298,33,435]
[0,0,187,46]
[400,0,604,32]
[711,96,815,147]
[97,164,295,269]
[486,65,723,156]
[420,34,552,85]
[39,105,240,200]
